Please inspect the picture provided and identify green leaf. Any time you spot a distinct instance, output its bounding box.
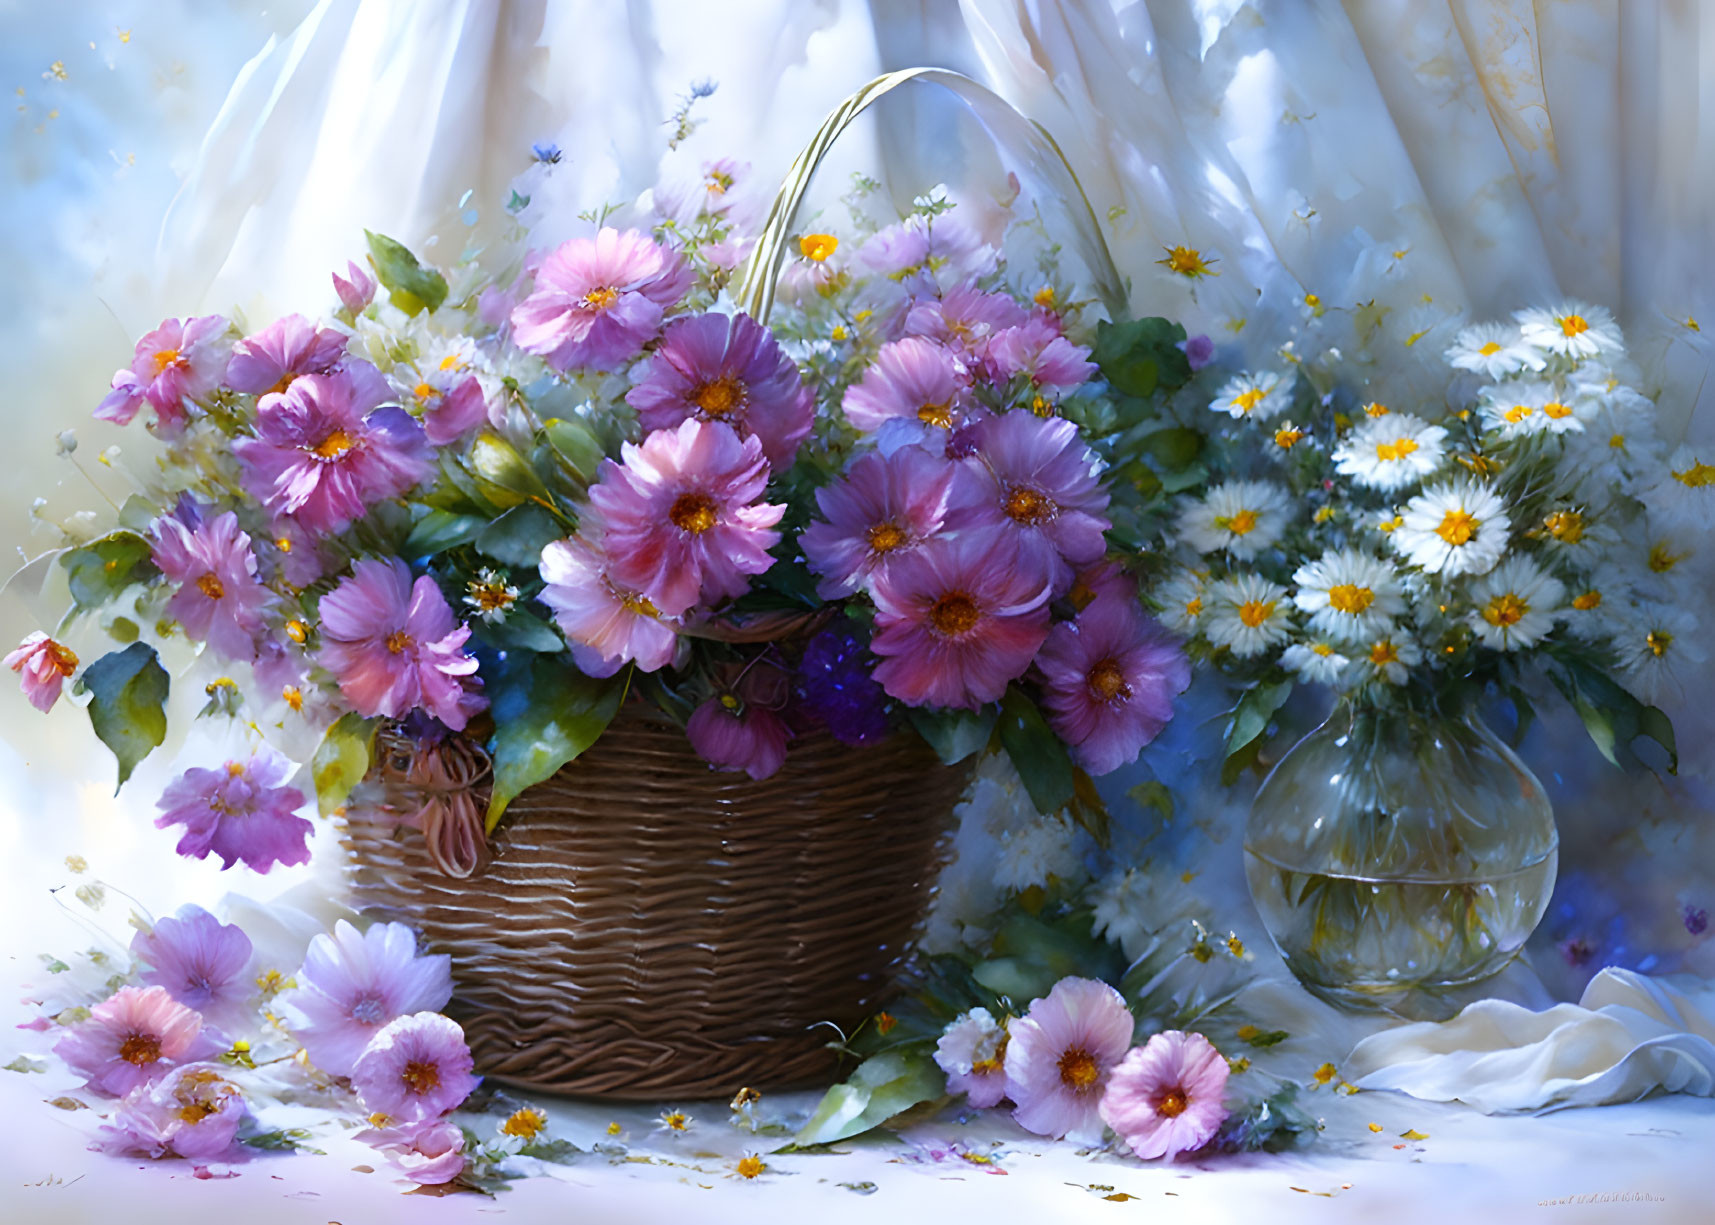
[364,230,448,315]
[1093,317,1192,399]
[239,1128,325,1155]
[1220,732,1266,786]
[1141,426,1204,472]
[792,1050,944,1146]
[517,1138,583,1164]
[311,712,378,817]
[475,504,562,568]
[470,609,564,654]
[997,685,1076,815]
[1243,1028,1291,1048]
[539,418,607,487]
[485,655,625,832]
[61,531,156,610]
[1126,779,1175,821]
[906,704,997,765]
[1226,679,1293,756]
[404,509,487,556]
[74,643,168,791]
[468,431,553,510]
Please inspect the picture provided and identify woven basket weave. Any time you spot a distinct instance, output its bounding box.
[340,705,971,1099]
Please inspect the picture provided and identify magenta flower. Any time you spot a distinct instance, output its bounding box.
[1037,597,1188,776]
[1100,1031,1230,1160]
[686,695,791,780]
[626,312,814,470]
[1003,976,1135,1145]
[905,285,1028,352]
[421,376,489,446]
[130,906,255,1035]
[859,214,997,288]
[95,315,231,434]
[589,419,785,616]
[801,446,959,598]
[152,510,273,662]
[946,411,1111,592]
[101,1064,248,1160]
[333,259,377,314]
[359,1119,467,1185]
[5,632,78,712]
[868,528,1052,709]
[351,1012,480,1123]
[1182,334,1214,371]
[538,534,678,672]
[278,919,453,1078]
[225,314,347,399]
[317,558,484,730]
[264,518,331,589]
[842,337,971,434]
[233,362,434,536]
[154,745,313,873]
[934,1007,1010,1108]
[984,317,1097,394]
[510,227,691,371]
[54,985,222,1098]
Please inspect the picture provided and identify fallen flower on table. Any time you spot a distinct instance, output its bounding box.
[1100,1030,1229,1161]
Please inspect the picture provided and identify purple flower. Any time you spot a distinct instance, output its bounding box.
[359,1119,467,1185]
[538,534,679,673]
[130,906,255,1034]
[350,1012,480,1123]
[945,411,1112,594]
[316,558,485,730]
[795,624,891,747]
[626,312,814,470]
[983,317,1097,396]
[54,986,222,1098]
[152,510,273,662]
[934,1007,1010,1108]
[100,1064,248,1161]
[225,314,347,399]
[1003,976,1134,1145]
[801,446,960,599]
[421,376,489,446]
[1100,1031,1229,1161]
[278,920,453,1078]
[333,260,377,314]
[904,285,1028,352]
[1685,905,1708,936]
[1036,596,1189,776]
[5,632,77,713]
[510,227,692,371]
[153,745,313,873]
[1181,334,1215,371]
[686,695,791,780]
[859,214,997,289]
[233,362,434,536]
[842,337,972,435]
[95,315,231,434]
[264,518,332,589]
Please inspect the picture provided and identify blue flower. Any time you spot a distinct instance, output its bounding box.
[531,142,562,165]
[796,624,890,747]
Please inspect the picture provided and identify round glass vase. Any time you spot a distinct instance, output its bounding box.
[1243,694,1558,1018]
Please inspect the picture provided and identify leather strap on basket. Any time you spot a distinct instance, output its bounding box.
[372,729,494,879]
[737,67,1128,326]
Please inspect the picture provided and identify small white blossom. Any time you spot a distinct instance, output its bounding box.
[1446,322,1546,379]
[1208,371,1293,422]
[992,814,1083,893]
[1477,381,1585,439]
[1332,413,1449,491]
[1391,477,1512,577]
[1202,573,1293,657]
[1465,555,1565,650]
[1155,570,1208,636]
[1281,638,1353,684]
[1515,302,1625,362]
[1290,549,1407,642]
[1354,630,1424,685]
[1640,444,1715,532]
[1174,480,1292,560]
[1615,605,1706,706]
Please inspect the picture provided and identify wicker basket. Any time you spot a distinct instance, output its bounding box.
[340,705,972,1099]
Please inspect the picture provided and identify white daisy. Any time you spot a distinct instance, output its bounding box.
[1269,420,1310,454]
[1290,549,1407,642]
[1202,573,1294,657]
[1465,555,1565,650]
[1629,526,1699,601]
[1559,419,1667,501]
[1155,570,1208,636]
[1089,868,1201,964]
[1445,322,1547,379]
[1391,477,1513,577]
[1615,605,1706,706]
[1531,501,1621,566]
[1354,631,1424,686]
[1477,382,1585,439]
[992,814,1084,892]
[1208,371,1293,422]
[1332,413,1450,491]
[1281,638,1353,685]
[1560,564,1632,642]
[1641,444,1715,532]
[1174,480,1293,560]
[1515,302,1625,362]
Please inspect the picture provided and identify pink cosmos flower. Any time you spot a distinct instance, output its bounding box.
[101,1064,248,1160]
[538,534,678,672]
[510,227,692,371]
[626,312,814,470]
[869,528,1052,710]
[686,695,791,780]
[589,419,785,616]
[842,337,972,435]
[95,315,231,434]
[359,1119,467,1185]
[264,518,332,588]
[1003,976,1135,1145]
[983,317,1097,395]
[946,411,1111,593]
[278,919,453,1078]
[350,1011,480,1123]
[54,986,222,1098]
[233,362,434,536]
[333,259,377,314]
[154,745,313,872]
[860,214,998,288]
[1036,596,1189,776]
[5,632,78,712]
[421,376,488,446]
[1100,1030,1230,1160]
[152,510,273,662]
[934,1007,1010,1108]
[800,447,960,598]
[225,314,347,399]
[904,285,1028,352]
[317,558,484,730]
[131,906,255,1035]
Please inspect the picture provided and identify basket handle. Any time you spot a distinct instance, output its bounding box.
[737,67,1128,325]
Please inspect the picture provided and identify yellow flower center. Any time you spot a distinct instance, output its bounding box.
[1559,313,1590,337]
[1311,642,1335,657]
[312,429,356,460]
[413,381,439,401]
[385,630,414,654]
[1004,486,1053,524]
[401,1060,441,1096]
[44,639,78,676]
[1504,403,1534,424]
[1482,592,1529,627]
[1156,1087,1189,1118]
[618,589,660,617]
[285,619,309,644]
[583,286,620,311]
[1274,427,1303,449]
[866,521,906,554]
[929,592,981,638]
[663,1111,689,1131]
[1088,658,1131,701]
[195,572,226,600]
[1033,285,1057,308]
[1375,437,1419,462]
[1237,599,1274,628]
[119,1033,162,1066]
[1435,509,1477,546]
[1184,596,1203,618]
[798,233,838,262]
[1160,245,1214,277]
[1216,508,1259,536]
[1572,590,1602,611]
[1370,640,1400,666]
[1543,401,1573,420]
[1364,402,1389,418]
[501,1108,548,1139]
[1648,543,1685,573]
[467,581,516,613]
[1544,510,1585,543]
[1648,630,1672,657]
[1304,293,1321,307]
[1057,1047,1100,1091]
[150,347,182,375]
[282,685,304,711]
[1610,433,1627,450]
[1326,584,1375,615]
[439,353,465,372]
[669,493,719,534]
[917,401,954,428]
[693,375,745,418]
[736,1155,766,1179]
[1231,387,1266,414]
[1673,461,1715,488]
[1478,341,1503,356]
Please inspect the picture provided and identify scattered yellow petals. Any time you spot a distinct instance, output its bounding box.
[735,1154,765,1179]
[606,1121,622,1136]
[1312,1062,1338,1086]
[64,855,87,874]
[1368,1122,1383,1133]
[1400,1128,1429,1141]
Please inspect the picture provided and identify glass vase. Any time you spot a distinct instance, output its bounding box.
[1243,694,1558,1018]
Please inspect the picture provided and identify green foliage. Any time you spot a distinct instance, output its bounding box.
[791,1049,945,1147]
[1220,678,1293,784]
[485,654,626,832]
[1548,658,1677,774]
[997,684,1076,815]
[972,909,1128,1006]
[75,643,168,790]
[404,509,487,556]
[906,704,996,765]
[467,431,555,512]
[537,418,607,488]
[475,505,562,568]
[311,712,378,817]
[1093,317,1193,399]
[364,231,448,315]
[239,1127,326,1155]
[61,531,156,610]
